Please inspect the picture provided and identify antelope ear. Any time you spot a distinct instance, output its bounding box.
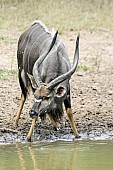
[27,73,37,90]
[55,86,66,98]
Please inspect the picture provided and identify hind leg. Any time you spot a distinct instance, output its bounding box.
[48,114,58,130]
[14,93,26,126]
[14,68,27,126]
[64,97,79,138]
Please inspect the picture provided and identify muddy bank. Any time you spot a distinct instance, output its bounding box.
[0,30,113,143]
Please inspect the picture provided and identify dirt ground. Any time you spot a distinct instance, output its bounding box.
[0,29,113,143]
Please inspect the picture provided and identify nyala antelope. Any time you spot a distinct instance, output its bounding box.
[14,21,79,141]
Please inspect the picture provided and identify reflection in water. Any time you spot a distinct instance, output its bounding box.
[28,146,37,169]
[16,143,40,170]
[0,140,113,170]
[16,143,26,170]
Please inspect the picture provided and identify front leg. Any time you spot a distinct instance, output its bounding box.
[27,118,36,142]
[64,98,79,138]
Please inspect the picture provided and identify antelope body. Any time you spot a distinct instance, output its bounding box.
[15,21,79,141]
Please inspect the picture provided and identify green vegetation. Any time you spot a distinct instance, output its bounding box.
[0,0,113,32]
[0,69,17,80]
[0,0,111,78]
[92,54,101,66]
[0,35,17,44]
[77,64,89,72]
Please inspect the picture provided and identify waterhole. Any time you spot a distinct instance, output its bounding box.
[0,140,113,170]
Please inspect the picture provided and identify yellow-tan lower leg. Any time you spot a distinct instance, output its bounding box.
[67,108,79,138]
[14,94,25,126]
[27,118,36,142]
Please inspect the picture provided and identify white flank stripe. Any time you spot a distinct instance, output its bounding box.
[21,69,26,87]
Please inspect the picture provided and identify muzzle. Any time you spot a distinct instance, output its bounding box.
[29,98,42,118]
[29,98,51,118]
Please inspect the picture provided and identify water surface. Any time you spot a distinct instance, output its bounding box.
[0,140,113,170]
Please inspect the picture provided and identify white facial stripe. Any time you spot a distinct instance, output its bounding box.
[35,98,42,103]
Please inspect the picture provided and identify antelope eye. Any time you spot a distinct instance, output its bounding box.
[34,95,42,102]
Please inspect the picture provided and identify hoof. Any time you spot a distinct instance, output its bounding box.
[54,127,60,131]
[75,133,81,139]
[27,136,32,142]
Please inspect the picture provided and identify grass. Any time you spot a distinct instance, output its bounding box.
[92,54,101,66]
[0,0,113,32]
[0,69,17,80]
[0,0,112,79]
[77,64,89,72]
[0,35,17,44]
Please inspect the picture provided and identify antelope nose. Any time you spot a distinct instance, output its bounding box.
[29,109,37,118]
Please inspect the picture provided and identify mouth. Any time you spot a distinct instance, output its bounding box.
[29,105,49,118]
[29,110,37,118]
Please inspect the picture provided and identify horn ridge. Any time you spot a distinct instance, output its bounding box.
[33,31,58,87]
